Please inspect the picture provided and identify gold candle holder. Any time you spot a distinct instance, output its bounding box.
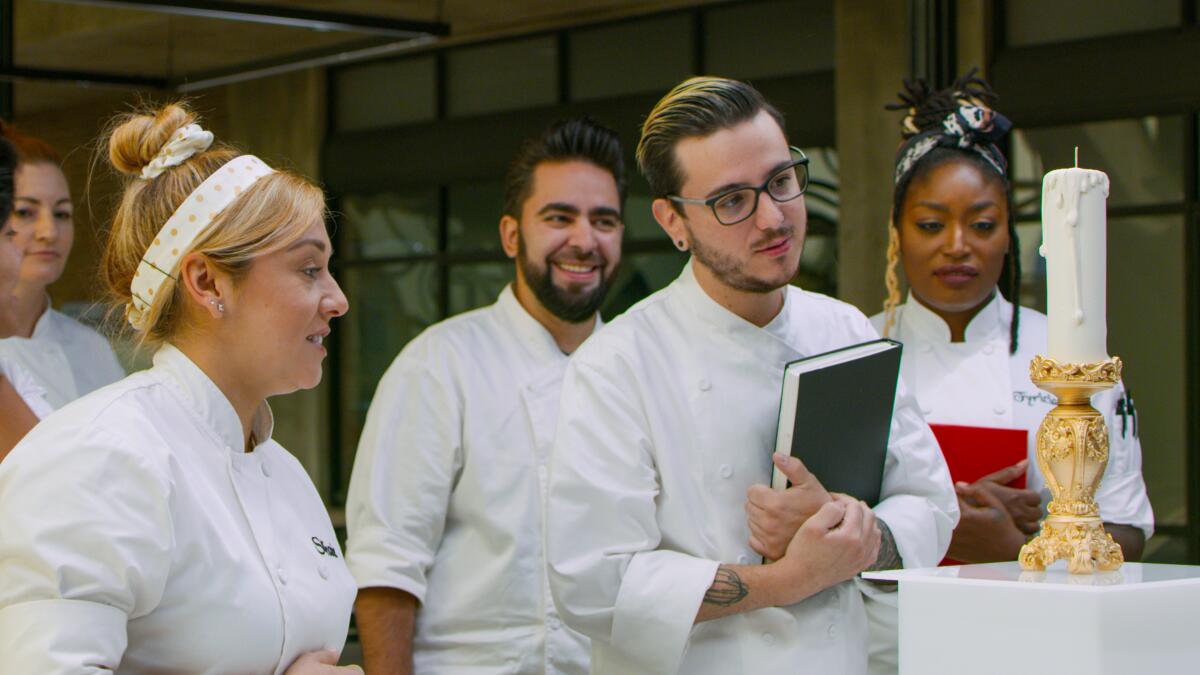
[1018,355,1125,574]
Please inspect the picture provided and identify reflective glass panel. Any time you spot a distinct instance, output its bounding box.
[602,250,689,319]
[570,14,693,101]
[448,36,557,117]
[449,261,513,315]
[336,262,440,499]
[1106,216,1187,526]
[706,0,832,79]
[334,56,436,132]
[448,180,504,251]
[1011,117,1184,216]
[339,190,438,260]
[1005,0,1179,48]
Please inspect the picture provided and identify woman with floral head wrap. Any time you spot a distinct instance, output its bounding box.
[864,70,1153,673]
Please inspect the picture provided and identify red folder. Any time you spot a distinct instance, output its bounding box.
[930,423,1028,489]
[930,423,1029,566]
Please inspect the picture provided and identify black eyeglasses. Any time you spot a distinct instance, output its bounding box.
[667,147,810,226]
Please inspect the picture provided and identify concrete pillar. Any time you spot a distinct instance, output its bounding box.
[834,0,909,315]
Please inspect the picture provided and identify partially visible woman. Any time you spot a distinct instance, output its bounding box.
[0,134,51,459]
[0,103,358,673]
[0,122,124,409]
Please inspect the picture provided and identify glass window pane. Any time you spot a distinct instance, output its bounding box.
[1011,116,1184,216]
[623,191,660,241]
[448,36,557,117]
[449,261,513,315]
[1143,533,1189,564]
[336,262,441,500]
[1014,222,1046,312]
[1106,216,1187,527]
[570,15,693,101]
[1005,0,1180,48]
[706,0,833,79]
[447,180,504,251]
[334,56,436,132]
[340,190,438,260]
[602,250,689,319]
[796,232,836,296]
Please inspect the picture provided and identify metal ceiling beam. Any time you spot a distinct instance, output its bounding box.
[0,65,168,90]
[41,0,450,39]
[172,34,437,92]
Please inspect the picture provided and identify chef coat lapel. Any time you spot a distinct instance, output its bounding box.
[495,285,603,464]
[901,290,1015,427]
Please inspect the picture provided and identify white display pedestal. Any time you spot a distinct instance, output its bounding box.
[863,562,1200,675]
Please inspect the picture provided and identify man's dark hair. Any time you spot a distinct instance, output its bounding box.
[502,117,626,219]
[636,76,786,201]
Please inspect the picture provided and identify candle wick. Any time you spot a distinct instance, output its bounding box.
[1075,146,1079,168]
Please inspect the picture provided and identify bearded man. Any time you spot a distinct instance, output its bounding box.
[346,118,626,675]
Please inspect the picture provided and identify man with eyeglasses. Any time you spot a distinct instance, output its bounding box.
[545,77,957,674]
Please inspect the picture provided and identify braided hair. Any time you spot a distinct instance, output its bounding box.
[882,69,1021,354]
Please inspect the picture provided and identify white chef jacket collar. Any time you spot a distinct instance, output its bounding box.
[495,283,603,360]
[29,295,56,341]
[675,259,790,337]
[152,344,275,454]
[903,288,1008,343]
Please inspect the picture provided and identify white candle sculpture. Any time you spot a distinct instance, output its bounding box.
[1040,158,1110,364]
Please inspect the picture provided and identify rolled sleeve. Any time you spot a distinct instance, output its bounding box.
[548,356,715,672]
[344,359,461,603]
[0,599,128,673]
[612,551,719,674]
[0,428,173,670]
[875,381,959,569]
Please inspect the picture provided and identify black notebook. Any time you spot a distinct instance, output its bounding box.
[770,339,902,506]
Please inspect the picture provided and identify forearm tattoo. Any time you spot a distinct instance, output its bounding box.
[703,566,749,606]
[865,519,903,572]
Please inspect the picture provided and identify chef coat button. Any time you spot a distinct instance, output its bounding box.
[318,564,330,580]
[698,378,711,392]
[919,343,932,354]
[921,407,933,416]
[993,406,1006,416]
[224,445,234,454]
[827,623,838,639]
[719,464,733,479]
[277,568,288,585]
[983,344,995,355]
[762,632,775,645]
[260,461,271,478]
[737,554,750,565]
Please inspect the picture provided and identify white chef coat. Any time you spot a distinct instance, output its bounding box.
[345,285,593,674]
[0,301,125,409]
[546,262,958,675]
[0,344,355,674]
[870,292,1154,536]
[0,355,53,419]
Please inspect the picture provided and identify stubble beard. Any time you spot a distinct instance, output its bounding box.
[686,223,802,294]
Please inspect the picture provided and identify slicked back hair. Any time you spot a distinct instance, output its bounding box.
[502,117,626,219]
[636,76,785,204]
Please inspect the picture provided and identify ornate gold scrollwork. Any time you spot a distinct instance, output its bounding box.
[1019,356,1125,574]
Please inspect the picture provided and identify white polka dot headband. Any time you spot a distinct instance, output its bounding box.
[127,154,275,330]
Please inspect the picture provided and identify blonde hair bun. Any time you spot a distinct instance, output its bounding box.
[107,103,195,177]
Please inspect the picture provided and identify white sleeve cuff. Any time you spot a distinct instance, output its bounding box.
[0,598,128,672]
[874,494,952,569]
[610,550,718,674]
